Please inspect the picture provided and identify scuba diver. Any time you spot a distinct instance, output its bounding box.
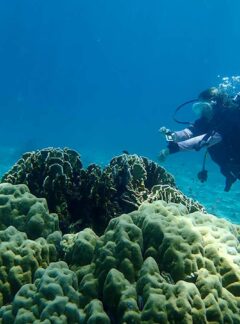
[159,87,240,192]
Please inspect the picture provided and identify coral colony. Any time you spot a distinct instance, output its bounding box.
[0,148,239,323]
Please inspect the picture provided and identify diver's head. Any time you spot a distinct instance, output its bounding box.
[192,87,220,120]
[198,87,220,102]
[192,101,214,120]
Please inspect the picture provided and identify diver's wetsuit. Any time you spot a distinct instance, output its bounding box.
[167,107,240,191]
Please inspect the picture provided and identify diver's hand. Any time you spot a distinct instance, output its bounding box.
[159,127,177,142]
[159,126,171,135]
[158,148,170,162]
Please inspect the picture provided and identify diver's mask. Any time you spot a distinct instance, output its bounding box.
[172,88,219,125]
[192,101,214,119]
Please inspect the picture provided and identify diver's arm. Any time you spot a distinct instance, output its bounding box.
[172,128,194,142]
[173,118,208,142]
[159,126,194,141]
[168,132,222,153]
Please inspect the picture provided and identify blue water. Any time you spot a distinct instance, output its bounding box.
[0,0,240,222]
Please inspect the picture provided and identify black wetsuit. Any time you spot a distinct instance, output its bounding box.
[194,107,240,191]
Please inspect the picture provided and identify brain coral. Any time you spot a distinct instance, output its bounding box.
[0,226,58,307]
[61,201,240,323]
[0,261,110,323]
[1,200,240,323]
[0,182,59,239]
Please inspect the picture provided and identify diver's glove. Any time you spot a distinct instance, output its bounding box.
[158,148,170,162]
[159,126,172,135]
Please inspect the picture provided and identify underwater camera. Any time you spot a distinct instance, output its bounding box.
[165,133,174,142]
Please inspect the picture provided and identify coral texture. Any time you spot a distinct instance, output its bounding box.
[1,147,83,233]
[2,149,180,234]
[0,226,58,307]
[0,261,110,323]
[0,183,59,239]
[60,201,240,323]
[148,184,205,213]
[1,201,240,323]
[74,153,177,234]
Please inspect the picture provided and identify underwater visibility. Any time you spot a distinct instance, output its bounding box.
[0,0,240,323]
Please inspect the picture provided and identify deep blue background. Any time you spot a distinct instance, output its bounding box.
[0,0,239,163]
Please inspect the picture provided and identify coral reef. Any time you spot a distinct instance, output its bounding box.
[0,149,239,323]
[0,193,239,322]
[73,153,177,234]
[0,182,59,239]
[2,149,179,234]
[0,226,58,307]
[1,147,83,233]
[59,201,240,323]
[0,261,110,323]
[148,184,205,213]
[60,228,98,267]
[104,154,175,211]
